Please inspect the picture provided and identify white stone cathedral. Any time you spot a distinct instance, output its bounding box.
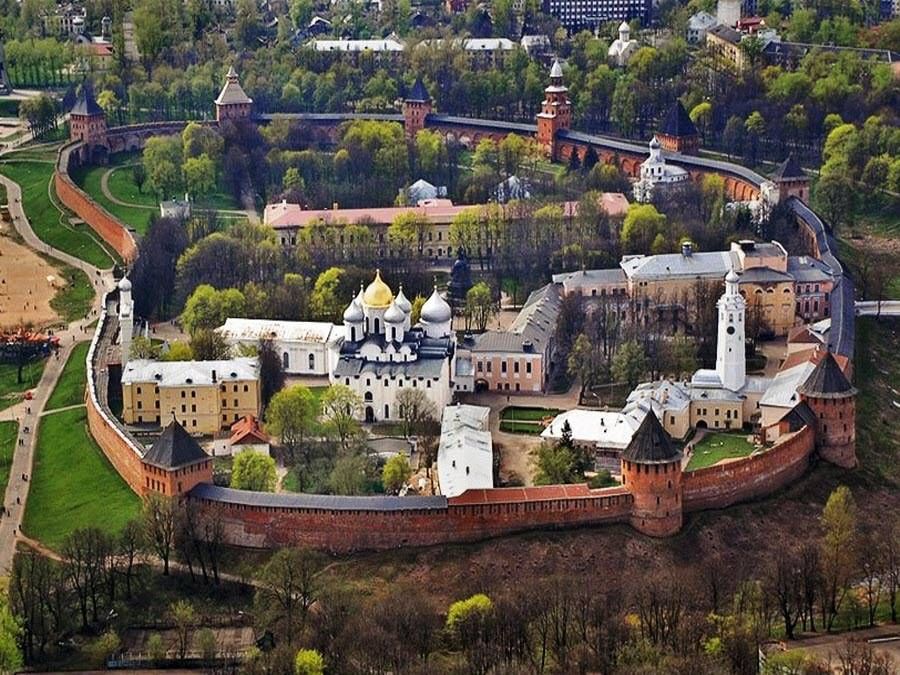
[331,270,457,423]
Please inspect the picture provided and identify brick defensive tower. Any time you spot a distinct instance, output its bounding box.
[536,60,571,160]
[621,410,684,536]
[215,66,253,124]
[403,78,432,139]
[141,418,213,496]
[770,154,810,204]
[69,81,108,161]
[797,351,857,469]
[657,100,699,155]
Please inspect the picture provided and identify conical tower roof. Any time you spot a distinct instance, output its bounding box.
[623,410,681,464]
[143,419,209,470]
[215,66,253,106]
[406,78,430,103]
[797,352,856,399]
[771,153,805,181]
[660,100,697,138]
[71,81,103,116]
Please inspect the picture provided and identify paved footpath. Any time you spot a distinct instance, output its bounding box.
[0,152,115,575]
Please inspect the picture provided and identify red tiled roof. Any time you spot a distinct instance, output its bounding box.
[229,415,269,446]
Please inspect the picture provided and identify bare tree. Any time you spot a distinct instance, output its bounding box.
[142,493,178,576]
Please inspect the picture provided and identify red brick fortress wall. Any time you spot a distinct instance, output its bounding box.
[191,486,634,553]
[681,426,815,513]
[55,142,137,263]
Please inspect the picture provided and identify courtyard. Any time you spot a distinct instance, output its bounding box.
[685,431,757,471]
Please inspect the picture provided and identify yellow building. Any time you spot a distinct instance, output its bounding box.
[121,358,260,434]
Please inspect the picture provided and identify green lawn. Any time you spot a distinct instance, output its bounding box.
[45,341,90,411]
[70,160,154,234]
[685,432,756,471]
[0,358,46,411]
[499,420,544,435]
[71,151,242,235]
[0,421,17,500]
[500,406,562,422]
[0,158,116,268]
[47,261,94,324]
[24,406,140,550]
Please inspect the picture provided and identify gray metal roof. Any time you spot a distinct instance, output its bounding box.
[787,256,833,283]
[739,267,794,284]
[552,268,627,285]
[190,483,448,511]
[473,284,560,354]
[333,356,445,379]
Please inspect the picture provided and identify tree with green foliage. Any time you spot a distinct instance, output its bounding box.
[87,631,121,667]
[327,452,368,496]
[258,338,285,410]
[382,454,411,494]
[612,340,648,390]
[183,154,216,201]
[532,441,578,485]
[170,601,196,660]
[621,204,666,254]
[231,451,277,491]
[130,335,161,360]
[189,329,232,360]
[568,332,602,395]
[295,649,325,675]
[820,485,858,631]
[465,281,496,331]
[256,548,323,644]
[0,594,22,675]
[196,628,217,663]
[265,385,318,466]
[310,267,345,322]
[180,285,246,335]
[689,102,712,143]
[446,593,493,632]
[143,135,184,198]
[320,384,363,451]
[162,340,193,361]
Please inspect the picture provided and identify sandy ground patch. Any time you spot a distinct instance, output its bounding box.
[0,229,63,329]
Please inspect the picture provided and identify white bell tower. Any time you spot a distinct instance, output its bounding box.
[716,270,746,392]
[118,277,134,365]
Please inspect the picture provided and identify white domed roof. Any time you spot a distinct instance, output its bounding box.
[343,298,363,323]
[395,285,412,313]
[118,276,132,292]
[649,135,660,149]
[619,20,630,31]
[550,59,563,78]
[385,300,406,325]
[726,269,740,284]
[420,287,452,324]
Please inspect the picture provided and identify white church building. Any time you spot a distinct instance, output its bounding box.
[332,270,457,423]
[634,136,690,203]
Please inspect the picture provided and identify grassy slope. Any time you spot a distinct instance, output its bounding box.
[44,341,90,411]
[685,432,755,471]
[0,421,16,500]
[47,261,94,324]
[0,159,115,268]
[71,160,153,234]
[24,407,140,549]
[0,359,46,411]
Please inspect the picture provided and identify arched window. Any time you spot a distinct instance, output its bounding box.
[308,353,315,370]
[364,391,373,402]
[384,404,390,419]
[374,318,381,334]
[282,352,290,370]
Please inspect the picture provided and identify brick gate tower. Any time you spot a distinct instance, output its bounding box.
[621,410,684,536]
[797,351,857,469]
[215,66,253,124]
[536,60,571,160]
[69,81,109,161]
[403,78,432,139]
[770,154,810,204]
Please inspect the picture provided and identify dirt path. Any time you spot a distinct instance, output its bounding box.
[0,144,114,574]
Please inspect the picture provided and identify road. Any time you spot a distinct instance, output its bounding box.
[0,145,114,574]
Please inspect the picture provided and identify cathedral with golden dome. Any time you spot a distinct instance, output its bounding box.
[331,270,457,423]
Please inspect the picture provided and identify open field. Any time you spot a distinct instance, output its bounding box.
[24,406,140,550]
[500,406,562,422]
[685,432,756,471]
[0,359,45,411]
[0,158,116,268]
[44,341,90,411]
[71,156,154,234]
[0,230,64,328]
[0,421,16,500]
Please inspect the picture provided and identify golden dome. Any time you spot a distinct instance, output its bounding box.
[363,269,393,308]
